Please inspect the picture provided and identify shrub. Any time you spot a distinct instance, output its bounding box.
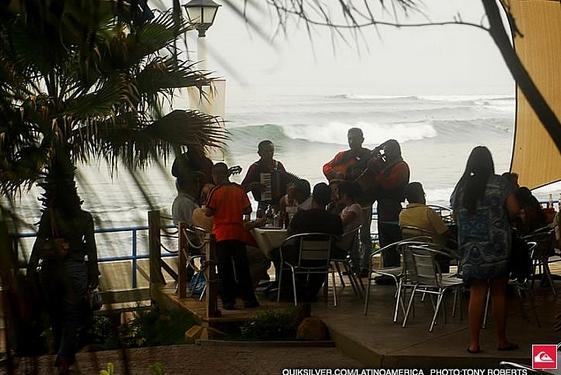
[240,308,301,340]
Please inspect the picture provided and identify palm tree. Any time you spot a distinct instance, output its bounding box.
[0,0,225,212]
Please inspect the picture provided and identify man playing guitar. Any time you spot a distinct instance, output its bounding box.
[323,128,373,276]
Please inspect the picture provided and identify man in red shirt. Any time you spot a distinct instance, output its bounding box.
[206,163,259,310]
[323,128,372,276]
[373,140,410,266]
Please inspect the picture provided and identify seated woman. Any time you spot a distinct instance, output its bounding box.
[279,182,298,228]
[515,187,549,235]
[332,181,363,260]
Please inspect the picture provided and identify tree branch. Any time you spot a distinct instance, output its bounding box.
[482,0,561,154]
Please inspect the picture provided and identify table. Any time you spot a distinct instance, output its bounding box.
[252,227,288,258]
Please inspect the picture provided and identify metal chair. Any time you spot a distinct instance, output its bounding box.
[426,204,454,224]
[482,241,541,328]
[179,225,209,301]
[401,244,464,332]
[363,237,432,321]
[522,227,557,296]
[331,225,364,302]
[277,232,336,305]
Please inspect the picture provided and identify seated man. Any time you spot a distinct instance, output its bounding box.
[172,175,201,226]
[294,179,312,211]
[399,182,452,272]
[278,183,343,301]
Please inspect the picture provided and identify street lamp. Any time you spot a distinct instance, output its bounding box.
[183,0,221,37]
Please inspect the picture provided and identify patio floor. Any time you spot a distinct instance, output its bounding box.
[312,277,561,369]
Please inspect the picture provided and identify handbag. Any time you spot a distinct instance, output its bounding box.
[87,288,103,311]
[189,272,206,296]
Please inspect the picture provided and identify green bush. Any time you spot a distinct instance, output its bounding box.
[240,308,300,341]
[124,306,198,347]
[91,306,198,349]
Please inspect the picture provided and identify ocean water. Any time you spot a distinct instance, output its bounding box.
[225,93,517,202]
[10,93,561,258]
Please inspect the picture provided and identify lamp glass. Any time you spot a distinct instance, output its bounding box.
[185,6,203,24]
[202,6,218,25]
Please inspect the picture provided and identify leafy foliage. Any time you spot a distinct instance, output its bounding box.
[0,0,226,200]
[240,308,301,340]
[91,306,198,349]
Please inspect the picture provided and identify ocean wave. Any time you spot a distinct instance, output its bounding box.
[230,121,438,146]
[329,94,419,101]
[327,94,514,105]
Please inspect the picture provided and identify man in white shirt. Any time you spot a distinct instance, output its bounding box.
[172,176,200,226]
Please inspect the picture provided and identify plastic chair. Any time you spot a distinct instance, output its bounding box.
[401,244,464,332]
[277,232,336,305]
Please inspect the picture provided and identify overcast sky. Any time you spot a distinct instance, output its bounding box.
[180,0,515,99]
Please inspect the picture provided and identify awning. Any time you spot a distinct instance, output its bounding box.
[508,0,561,189]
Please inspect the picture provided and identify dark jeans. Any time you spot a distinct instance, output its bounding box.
[216,240,257,305]
[39,258,89,365]
[378,199,403,267]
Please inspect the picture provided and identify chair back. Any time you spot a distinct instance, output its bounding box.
[281,232,334,269]
[402,244,444,287]
[522,228,555,260]
[401,225,435,241]
[426,204,454,224]
[336,225,362,255]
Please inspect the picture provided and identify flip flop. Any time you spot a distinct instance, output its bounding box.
[498,343,519,351]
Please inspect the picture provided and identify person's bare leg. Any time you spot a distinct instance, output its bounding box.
[468,280,487,352]
[490,277,515,349]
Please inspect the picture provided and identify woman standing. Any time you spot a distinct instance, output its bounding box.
[450,146,519,353]
[29,191,99,374]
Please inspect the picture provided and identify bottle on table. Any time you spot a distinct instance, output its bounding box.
[273,209,280,228]
[265,205,274,226]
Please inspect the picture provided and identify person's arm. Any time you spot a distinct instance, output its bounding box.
[505,192,520,219]
[205,186,219,217]
[376,162,410,191]
[340,208,358,228]
[323,152,346,180]
[242,189,252,215]
[241,163,262,193]
[84,213,100,289]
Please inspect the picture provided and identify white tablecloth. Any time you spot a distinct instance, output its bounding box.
[252,227,288,257]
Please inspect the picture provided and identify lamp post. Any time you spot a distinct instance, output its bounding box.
[183,0,226,138]
[183,0,221,38]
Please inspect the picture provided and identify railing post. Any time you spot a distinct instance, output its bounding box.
[205,232,220,318]
[148,210,165,299]
[178,223,188,298]
[132,229,138,289]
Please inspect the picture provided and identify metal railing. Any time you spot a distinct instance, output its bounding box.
[10,224,178,289]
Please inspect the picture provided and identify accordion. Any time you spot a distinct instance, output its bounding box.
[259,169,283,203]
